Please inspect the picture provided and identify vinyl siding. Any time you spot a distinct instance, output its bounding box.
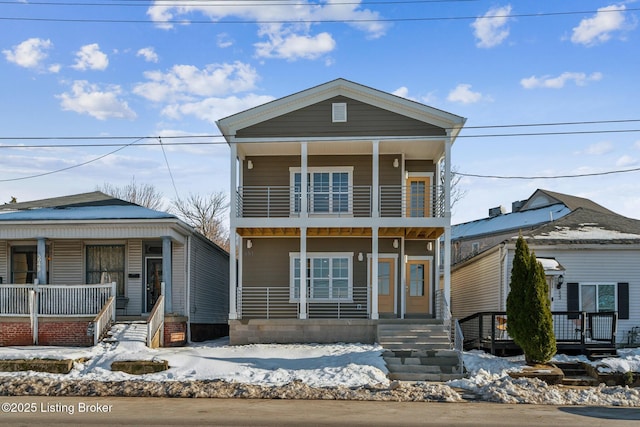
[126,240,143,315]
[0,241,7,283]
[48,240,83,285]
[521,247,640,343]
[189,235,229,324]
[172,243,186,316]
[236,96,446,138]
[451,248,502,319]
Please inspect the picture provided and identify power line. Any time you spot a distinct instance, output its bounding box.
[0,0,479,6]
[456,167,640,180]
[1,7,637,25]
[0,137,145,182]
[158,136,180,200]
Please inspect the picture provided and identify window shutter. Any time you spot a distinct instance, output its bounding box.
[567,282,579,319]
[618,282,629,320]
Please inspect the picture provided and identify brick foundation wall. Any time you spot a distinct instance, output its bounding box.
[0,318,93,347]
[163,316,188,347]
[38,319,93,347]
[0,320,33,346]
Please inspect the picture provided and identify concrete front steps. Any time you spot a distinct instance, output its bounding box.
[378,320,465,382]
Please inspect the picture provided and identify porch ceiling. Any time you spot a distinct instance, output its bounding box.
[236,226,443,239]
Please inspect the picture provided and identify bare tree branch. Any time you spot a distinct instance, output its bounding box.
[170,192,229,251]
[97,177,165,210]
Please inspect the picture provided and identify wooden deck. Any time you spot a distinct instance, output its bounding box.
[458,311,618,359]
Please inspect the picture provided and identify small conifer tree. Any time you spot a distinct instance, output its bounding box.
[506,235,556,364]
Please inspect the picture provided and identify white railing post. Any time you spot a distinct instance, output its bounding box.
[111,282,117,320]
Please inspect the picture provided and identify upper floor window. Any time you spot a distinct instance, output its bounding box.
[290,167,353,215]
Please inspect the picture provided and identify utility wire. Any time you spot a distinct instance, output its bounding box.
[456,167,640,180]
[0,137,145,182]
[0,0,479,6]
[0,7,637,25]
[158,136,180,200]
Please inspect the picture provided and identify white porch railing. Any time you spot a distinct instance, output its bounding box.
[93,296,115,346]
[238,286,370,319]
[147,294,165,348]
[0,284,34,316]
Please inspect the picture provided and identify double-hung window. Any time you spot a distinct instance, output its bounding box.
[86,245,125,296]
[580,283,616,312]
[290,252,353,301]
[290,167,353,215]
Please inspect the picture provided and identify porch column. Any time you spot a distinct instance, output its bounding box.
[162,236,173,313]
[371,228,379,320]
[229,142,238,320]
[300,141,308,219]
[36,238,46,285]
[299,227,307,319]
[372,140,379,218]
[443,132,453,307]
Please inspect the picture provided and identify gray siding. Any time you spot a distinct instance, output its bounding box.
[189,235,229,324]
[451,249,502,319]
[50,240,83,285]
[0,241,7,283]
[172,243,186,316]
[126,240,143,315]
[236,96,446,138]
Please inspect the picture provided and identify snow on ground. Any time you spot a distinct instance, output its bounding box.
[1,335,639,405]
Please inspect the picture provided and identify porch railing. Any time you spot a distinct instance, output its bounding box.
[147,293,165,348]
[0,283,116,317]
[236,184,445,218]
[458,311,618,354]
[93,296,115,345]
[238,286,370,319]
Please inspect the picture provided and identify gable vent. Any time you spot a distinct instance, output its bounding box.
[332,102,347,123]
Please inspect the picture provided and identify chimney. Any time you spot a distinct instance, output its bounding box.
[512,200,526,213]
[489,206,506,218]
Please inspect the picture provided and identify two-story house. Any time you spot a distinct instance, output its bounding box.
[217,79,466,345]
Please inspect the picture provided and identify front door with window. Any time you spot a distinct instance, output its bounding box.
[405,259,430,315]
[406,176,431,218]
[145,258,163,312]
[376,258,395,314]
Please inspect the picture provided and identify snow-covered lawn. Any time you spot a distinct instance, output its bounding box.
[1,335,639,405]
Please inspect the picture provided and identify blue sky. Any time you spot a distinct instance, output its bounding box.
[1,1,639,224]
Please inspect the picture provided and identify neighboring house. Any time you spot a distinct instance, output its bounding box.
[0,192,229,347]
[450,189,640,346]
[217,78,466,345]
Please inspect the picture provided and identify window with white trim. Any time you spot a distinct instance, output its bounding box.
[290,167,353,214]
[580,283,616,312]
[290,252,353,301]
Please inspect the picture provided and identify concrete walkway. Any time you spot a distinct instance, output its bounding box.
[1,396,639,426]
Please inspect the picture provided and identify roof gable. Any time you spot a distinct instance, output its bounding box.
[217,78,466,141]
[521,189,616,215]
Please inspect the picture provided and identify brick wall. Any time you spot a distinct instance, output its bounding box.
[0,318,93,347]
[163,316,187,347]
[38,319,93,347]
[0,320,33,346]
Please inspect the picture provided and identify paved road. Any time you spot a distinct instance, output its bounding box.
[1,396,639,426]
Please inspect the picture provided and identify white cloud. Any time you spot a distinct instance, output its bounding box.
[471,5,513,48]
[392,86,411,100]
[635,141,640,150]
[57,80,136,120]
[137,47,159,63]
[217,33,234,49]
[571,4,635,46]
[447,84,485,104]
[72,44,109,71]
[48,64,61,73]
[520,72,603,89]
[2,38,52,69]
[133,61,260,103]
[146,1,387,59]
[616,154,637,167]
[584,141,614,156]
[254,27,336,60]
[161,93,275,124]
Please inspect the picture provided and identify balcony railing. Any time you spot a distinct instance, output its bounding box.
[238,286,370,319]
[236,184,445,218]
